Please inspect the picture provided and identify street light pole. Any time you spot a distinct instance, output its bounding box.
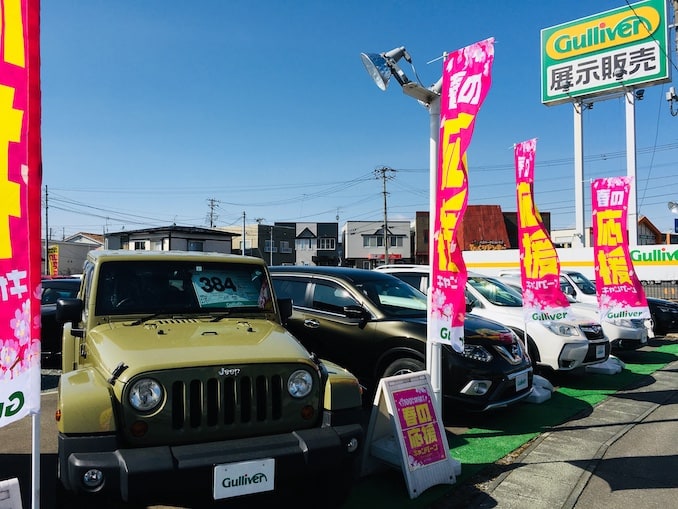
[361,47,443,406]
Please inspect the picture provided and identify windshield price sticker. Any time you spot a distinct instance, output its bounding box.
[213,458,275,499]
[192,271,259,308]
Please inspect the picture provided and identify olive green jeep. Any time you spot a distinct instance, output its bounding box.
[55,250,363,507]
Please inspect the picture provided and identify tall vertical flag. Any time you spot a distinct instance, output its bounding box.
[0,0,42,428]
[515,138,571,322]
[430,38,494,351]
[591,177,649,323]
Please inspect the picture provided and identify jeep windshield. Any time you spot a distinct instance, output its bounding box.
[95,260,275,316]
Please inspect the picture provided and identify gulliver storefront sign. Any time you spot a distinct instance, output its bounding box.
[541,0,670,105]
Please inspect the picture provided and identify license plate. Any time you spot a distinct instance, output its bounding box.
[514,371,528,391]
[596,345,606,358]
[213,458,275,500]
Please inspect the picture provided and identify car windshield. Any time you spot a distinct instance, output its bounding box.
[355,278,427,317]
[95,260,274,316]
[567,272,597,295]
[467,275,523,307]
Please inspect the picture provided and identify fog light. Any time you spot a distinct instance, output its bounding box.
[460,380,492,396]
[82,469,104,489]
[346,438,359,453]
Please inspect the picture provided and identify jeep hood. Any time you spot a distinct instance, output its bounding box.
[87,318,313,380]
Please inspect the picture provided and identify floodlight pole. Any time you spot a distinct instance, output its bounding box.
[401,79,443,409]
[426,94,442,408]
[625,91,638,245]
[573,105,585,247]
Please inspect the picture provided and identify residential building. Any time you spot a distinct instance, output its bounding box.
[105,226,235,253]
[221,222,339,266]
[342,220,411,268]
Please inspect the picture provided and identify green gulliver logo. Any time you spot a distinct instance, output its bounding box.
[545,5,659,60]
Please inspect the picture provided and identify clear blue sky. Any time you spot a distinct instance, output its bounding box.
[41,1,678,239]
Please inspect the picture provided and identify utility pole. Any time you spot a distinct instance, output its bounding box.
[242,211,246,255]
[375,167,395,265]
[206,198,219,227]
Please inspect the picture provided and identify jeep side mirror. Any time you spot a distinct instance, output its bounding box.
[278,298,293,325]
[56,298,85,338]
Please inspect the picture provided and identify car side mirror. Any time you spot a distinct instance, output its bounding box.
[56,297,85,338]
[277,298,293,325]
[343,305,367,320]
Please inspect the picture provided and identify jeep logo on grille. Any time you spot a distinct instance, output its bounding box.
[218,367,241,376]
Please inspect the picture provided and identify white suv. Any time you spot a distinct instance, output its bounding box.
[374,264,610,373]
[498,272,648,350]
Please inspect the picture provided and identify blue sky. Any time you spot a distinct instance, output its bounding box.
[41,1,678,239]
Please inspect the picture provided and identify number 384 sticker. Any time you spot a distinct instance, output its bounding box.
[192,271,258,307]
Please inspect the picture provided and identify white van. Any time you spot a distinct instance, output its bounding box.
[374,264,610,373]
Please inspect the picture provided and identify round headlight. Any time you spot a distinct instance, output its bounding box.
[287,370,313,398]
[129,378,163,412]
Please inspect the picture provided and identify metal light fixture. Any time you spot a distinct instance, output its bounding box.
[361,46,441,105]
[669,201,678,214]
[360,47,411,90]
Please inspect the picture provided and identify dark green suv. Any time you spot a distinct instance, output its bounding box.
[55,251,364,507]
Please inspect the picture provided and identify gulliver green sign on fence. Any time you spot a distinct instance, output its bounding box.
[541,0,670,106]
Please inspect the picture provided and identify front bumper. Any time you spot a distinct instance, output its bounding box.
[58,424,363,504]
[558,339,610,370]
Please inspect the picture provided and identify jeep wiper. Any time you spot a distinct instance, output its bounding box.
[209,307,263,321]
[209,311,231,322]
[128,313,167,326]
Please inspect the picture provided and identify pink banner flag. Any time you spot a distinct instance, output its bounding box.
[515,138,571,323]
[591,177,649,323]
[431,38,494,351]
[0,0,42,428]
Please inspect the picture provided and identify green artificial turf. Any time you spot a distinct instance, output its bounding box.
[343,340,678,508]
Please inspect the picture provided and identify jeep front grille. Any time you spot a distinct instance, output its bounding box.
[121,364,321,447]
[172,374,285,428]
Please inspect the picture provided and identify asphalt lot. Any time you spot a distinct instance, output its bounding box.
[2,337,675,509]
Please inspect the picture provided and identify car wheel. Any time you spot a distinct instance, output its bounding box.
[382,357,425,379]
[651,313,666,336]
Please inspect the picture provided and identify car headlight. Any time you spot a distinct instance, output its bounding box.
[462,344,493,362]
[543,322,581,337]
[288,369,313,398]
[128,378,163,412]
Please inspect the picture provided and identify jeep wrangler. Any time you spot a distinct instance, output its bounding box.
[54,250,363,507]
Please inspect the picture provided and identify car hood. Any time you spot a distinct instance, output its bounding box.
[86,318,313,382]
[395,314,515,344]
[464,313,515,344]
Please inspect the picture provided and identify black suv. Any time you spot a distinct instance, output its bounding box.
[270,266,533,412]
[40,277,82,367]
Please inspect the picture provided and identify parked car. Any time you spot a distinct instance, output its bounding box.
[497,274,648,351]
[374,265,609,374]
[646,297,678,336]
[40,276,82,367]
[269,266,533,413]
[54,251,364,507]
